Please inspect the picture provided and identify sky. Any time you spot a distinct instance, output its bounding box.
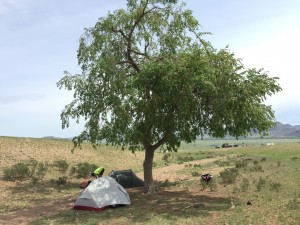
[1,0,300,138]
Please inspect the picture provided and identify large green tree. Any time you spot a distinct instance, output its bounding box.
[57,0,281,192]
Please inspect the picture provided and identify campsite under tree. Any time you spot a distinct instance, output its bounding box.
[57,0,281,193]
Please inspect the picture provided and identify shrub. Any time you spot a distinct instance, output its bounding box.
[191,171,199,177]
[3,168,14,181]
[235,160,248,169]
[250,164,264,172]
[27,161,48,181]
[162,153,172,163]
[209,178,217,191]
[215,160,231,167]
[277,161,282,167]
[269,182,281,192]
[160,179,179,188]
[185,164,193,168]
[177,156,194,163]
[286,198,299,210]
[53,160,69,173]
[219,168,239,184]
[256,177,266,191]
[34,162,48,180]
[3,163,30,181]
[290,157,300,161]
[31,176,39,184]
[28,159,38,177]
[56,176,67,185]
[70,162,97,178]
[200,178,217,191]
[51,176,68,186]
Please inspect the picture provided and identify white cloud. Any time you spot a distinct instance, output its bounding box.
[236,28,300,93]
[234,27,300,125]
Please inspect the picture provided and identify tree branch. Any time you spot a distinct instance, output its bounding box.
[112,28,129,41]
[131,49,147,56]
[151,136,166,151]
[113,2,164,73]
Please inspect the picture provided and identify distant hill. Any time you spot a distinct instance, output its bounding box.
[42,122,300,140]
[42,136,72,140]
[268,122,300,138]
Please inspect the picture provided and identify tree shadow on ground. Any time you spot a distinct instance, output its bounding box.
[125,187,231,223]
[7,179,80,195]
[26,187,232,225]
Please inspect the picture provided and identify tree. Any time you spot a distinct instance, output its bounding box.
[57,0,281,193]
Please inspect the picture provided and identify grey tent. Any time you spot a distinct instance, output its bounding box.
[73,176,131,211]
[108,169,145,188]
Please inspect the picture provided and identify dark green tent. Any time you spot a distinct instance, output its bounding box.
[108,169,145,188]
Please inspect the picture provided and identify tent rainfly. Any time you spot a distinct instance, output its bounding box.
[108,169,145,188]
[73,176,131,211]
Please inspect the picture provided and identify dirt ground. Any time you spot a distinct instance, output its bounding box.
[0,157,224,225]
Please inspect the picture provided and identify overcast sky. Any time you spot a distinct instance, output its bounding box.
[1,0,299,138]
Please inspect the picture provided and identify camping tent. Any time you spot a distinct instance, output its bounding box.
[108,169,145,188]
[73,176,131,211]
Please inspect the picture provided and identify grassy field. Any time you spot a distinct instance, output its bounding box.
[0,136,299,225]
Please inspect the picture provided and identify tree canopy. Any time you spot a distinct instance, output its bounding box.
[57,0,281,192]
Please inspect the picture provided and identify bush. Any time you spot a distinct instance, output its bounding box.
[215,160,231,167]
[70,162,97,178]
[290,157,300,161]
[286,198,299,210]
[3,163,30,181]
[34,162,48,180]
[219,168,239,184]
[277,161,282,167]
[53,160,69,173]
[50,176,68,186]
[250,164,264,172]
[31,176,39,184]
[160,179,179,188]
[235,160,248,169]
[28,159,38,177]
[200,178,217,191]
[28,160,48,181]
[269,182,281,192]
[177,156,194,163]
[162,153,172,163]
[3,161,49,182]
[256,177,266,191]
[56,176,67,185]
[191,171,199,177]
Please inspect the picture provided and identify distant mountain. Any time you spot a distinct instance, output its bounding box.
[268,122,300,138]
[42,136,72,140]
[43,122,300,140]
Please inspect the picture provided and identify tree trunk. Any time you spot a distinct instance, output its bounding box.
[143,147,155,194]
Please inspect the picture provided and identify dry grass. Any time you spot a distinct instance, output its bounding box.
[0,136,148,173]
[0,136,157,220]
